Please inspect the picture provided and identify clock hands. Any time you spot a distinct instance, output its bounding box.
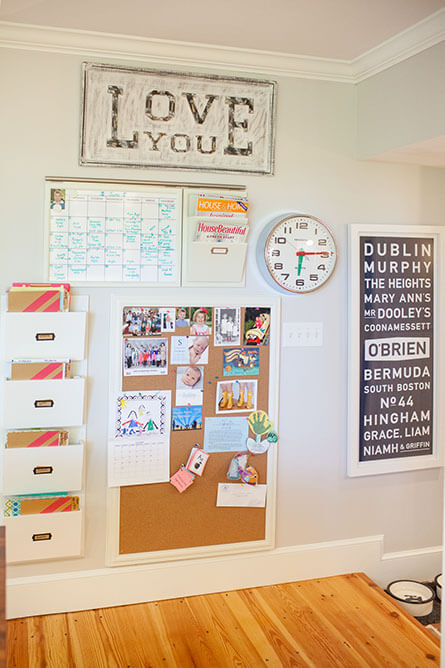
[297,253,303,276]
[296,251,332,256]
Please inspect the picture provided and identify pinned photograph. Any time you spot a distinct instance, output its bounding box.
[161,307,176,332]
[216,380,258,414]
[50,188,66,211]
[214,307,241,346]
[172,406,203,431]
[176,365,204,406]
[123,337,168,376]
[190,307,212,335]
[175,307,190,328]
[223,347,259,376]
[189,336,209,364]
[244,308,271,346]
[122,307,161,336]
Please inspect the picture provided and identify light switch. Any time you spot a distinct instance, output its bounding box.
[282,322,323,347]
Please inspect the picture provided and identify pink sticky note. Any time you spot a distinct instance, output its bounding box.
[170,467,195,493]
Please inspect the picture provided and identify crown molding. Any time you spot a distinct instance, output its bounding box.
[351,7,445,82]
[0,21,353,82]
[0,10,444,84]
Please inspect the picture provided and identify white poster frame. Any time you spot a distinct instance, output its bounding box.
[348,224,445,477]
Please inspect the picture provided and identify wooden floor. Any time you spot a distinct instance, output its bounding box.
[7,572,440,667]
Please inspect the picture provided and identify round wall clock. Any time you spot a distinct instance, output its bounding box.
[257,213,337,293]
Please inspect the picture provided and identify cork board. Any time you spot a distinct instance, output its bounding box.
[116,303,274,557]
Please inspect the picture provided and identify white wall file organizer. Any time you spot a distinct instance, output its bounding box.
[2,378,85,429]
[183,242,248,285]
[181,188,249,287]
[4,312,87,360]
[0,294,88,564]
[1,443,84,495]
[4,511,83,563]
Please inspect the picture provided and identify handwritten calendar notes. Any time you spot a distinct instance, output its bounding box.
[49,188,179,283]
[108,391,171,486]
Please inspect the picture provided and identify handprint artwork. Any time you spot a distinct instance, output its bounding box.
[246,410,279,454]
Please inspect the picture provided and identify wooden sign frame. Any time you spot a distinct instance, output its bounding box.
[106,293,281,566]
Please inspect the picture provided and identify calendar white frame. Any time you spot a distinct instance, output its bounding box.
[44,178,183,287]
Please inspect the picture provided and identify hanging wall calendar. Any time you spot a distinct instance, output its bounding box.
[45,179,181,285]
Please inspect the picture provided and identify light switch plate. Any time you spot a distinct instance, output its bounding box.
[282,322,323,347]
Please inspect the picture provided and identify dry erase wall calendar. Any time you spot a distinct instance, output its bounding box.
[46,181,181,285]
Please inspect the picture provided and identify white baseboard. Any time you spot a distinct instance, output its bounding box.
[6,535,442,618]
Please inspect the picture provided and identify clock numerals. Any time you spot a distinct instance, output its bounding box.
[271,250,280,257]
[274,263,283,270]
[318,239,327,246]
[275,237,286,244]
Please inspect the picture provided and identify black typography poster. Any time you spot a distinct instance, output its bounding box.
[359,236,434,461]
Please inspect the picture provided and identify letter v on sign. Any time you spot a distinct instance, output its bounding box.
[183,93,218,124]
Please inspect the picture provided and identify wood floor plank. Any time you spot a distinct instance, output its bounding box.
[185,591,266,666]
[287,578,407,666]
[66,609,121,668]
[156,596,223,667]
[222,588,307,666]
[6,619,28,668]
[6,573,440,667]
[254,582,368,667]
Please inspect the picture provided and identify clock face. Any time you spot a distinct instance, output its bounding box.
[263,214,337,293]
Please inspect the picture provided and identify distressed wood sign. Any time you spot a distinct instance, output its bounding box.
[80,63,276,174]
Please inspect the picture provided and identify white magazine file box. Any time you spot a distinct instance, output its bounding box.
[183,242,247,285]
[4,312,87,360]
[4,510,83,563]
[2,378,85,428]
[1,443,84,495]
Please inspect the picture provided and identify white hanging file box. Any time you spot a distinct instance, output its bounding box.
[2,378,85,428]
[4,511,83,563]
[0,443,84,495]
[4,312,87,360]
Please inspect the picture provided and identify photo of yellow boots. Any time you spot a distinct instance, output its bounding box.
[216,381,257,413]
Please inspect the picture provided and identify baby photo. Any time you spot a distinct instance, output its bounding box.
[190,307,212,335]
[215,380,258,414]
[189,336,209,364]
[176,365,204,406]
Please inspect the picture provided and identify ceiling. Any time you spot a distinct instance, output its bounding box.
[1,0,445,60]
